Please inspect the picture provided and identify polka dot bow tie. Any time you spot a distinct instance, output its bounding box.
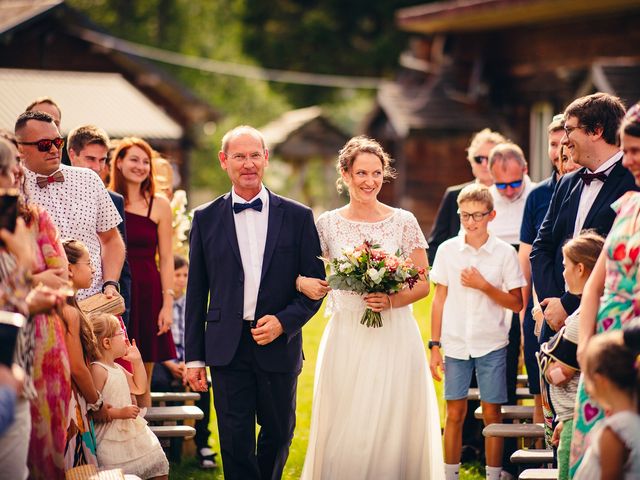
[36,171,65,188]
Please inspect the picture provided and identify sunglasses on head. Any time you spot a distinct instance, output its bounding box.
[18,137,64,152]
[472,155,489,164]
[495,179,523,190]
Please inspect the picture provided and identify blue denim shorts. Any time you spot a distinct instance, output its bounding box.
[444,347,507,404]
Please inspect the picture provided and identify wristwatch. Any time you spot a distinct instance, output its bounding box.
[428,340,442,350]
[102,280,120,294]
[86,391,104,412]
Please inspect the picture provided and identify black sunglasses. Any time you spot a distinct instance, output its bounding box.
[495,179,523,190]
[472,155,489,164]
[18,137,65,152]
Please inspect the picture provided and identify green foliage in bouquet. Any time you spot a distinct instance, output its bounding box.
[322,240,424,327]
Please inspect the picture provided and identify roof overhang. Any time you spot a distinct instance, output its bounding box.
[397,0,640,34]
[0,68,183,140]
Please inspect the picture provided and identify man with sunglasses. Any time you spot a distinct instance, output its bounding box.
[531,93,638,345]
[14,111,125,302]
[427,128,506,264]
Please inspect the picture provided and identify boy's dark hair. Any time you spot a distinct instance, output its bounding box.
[174,254,188,270]
[564,92,626,146]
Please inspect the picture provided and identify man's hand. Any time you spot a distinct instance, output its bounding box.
[540,297,568,332]
[429,348,444,382]
[460,267,488,291]
[252,315,284,346]
[187,367,208,392]
[103,284,118,299]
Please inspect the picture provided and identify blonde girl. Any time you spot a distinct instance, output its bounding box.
[89,313,169,479]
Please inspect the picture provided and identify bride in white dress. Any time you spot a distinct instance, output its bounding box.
[299,136,444,480]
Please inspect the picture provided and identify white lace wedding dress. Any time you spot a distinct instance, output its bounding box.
[301,208,445,480]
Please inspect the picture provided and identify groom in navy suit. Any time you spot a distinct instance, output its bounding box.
[185,126,325,480]
[531,93,638,343]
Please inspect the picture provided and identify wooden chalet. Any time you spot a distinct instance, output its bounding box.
[0,0,219,189]
[365,0,640,231]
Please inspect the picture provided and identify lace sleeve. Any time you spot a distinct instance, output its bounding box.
[400,210,428,255]
[315,211,330,258]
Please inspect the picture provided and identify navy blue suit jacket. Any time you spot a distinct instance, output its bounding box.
[184,190,325,373]
[109,191,131,326]
[530,160,638,338]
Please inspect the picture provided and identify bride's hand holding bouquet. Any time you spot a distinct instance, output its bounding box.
[323,240,425,327]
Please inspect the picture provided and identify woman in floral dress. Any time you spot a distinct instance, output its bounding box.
[570,104,640,475]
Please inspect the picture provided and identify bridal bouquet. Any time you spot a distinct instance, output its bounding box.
[323,240,425,328]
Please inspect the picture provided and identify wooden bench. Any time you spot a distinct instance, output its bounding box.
[474,405,534,421]
[511,449,554,464]
[483,423,545,439]
[519,468,558,479]
[150,391,200,404]
[150,425,196,439]
[468,387,534,401]
[517,374,529,386]
[145,405,204,422]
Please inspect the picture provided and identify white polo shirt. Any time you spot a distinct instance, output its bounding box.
[430,234,526,360]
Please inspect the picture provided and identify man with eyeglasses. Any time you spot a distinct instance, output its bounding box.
[67,124,131,326]
[427,128,506,264]
[185,125,325,480]
[531,93,638,345]
[14,111,125,302]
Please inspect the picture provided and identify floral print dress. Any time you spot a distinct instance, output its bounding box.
[569,192,640,476]
[27,207,72,480]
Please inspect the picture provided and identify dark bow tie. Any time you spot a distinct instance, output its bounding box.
[233,198,263,214]
[578,171,608,186]
[36,170,64,188]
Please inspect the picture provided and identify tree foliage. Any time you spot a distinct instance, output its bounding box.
[240,0,418,105]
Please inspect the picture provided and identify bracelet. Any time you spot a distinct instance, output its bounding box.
[102,280,120,294]
[86,390,104,412]
[296,275,303,293]
[163,289,176,297]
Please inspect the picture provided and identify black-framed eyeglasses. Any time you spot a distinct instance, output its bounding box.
[458,210,491,222]
[563,125,582,137]
[495,179,523,190]
[472,155,489,164]
[18,137,64,152]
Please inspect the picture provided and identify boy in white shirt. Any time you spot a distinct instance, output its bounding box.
[429,183,526,480]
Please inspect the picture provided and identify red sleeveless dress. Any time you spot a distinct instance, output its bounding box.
[125,197,176,362]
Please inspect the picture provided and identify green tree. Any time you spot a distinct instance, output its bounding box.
[240,0,418,105]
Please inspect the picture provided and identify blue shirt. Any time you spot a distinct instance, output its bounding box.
[520,174,557,245]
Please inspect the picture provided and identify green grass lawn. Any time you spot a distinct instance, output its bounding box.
[170,290,485,479]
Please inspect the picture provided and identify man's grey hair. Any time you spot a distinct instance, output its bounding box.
[488,142,527,170]
[220,125,266,154]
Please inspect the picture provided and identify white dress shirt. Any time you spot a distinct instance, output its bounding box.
[573,151,623,237]
[488,175,535,245]
[430,234,527,359]
[231,186,269,321]
[23,164,122,299]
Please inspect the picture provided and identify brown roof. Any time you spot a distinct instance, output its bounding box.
[369,68,497,138]
[397,0,640,34]
[261,106,349,160]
